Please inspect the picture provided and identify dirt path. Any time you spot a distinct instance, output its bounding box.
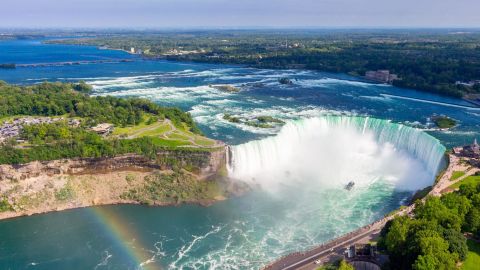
[431,154,479,196]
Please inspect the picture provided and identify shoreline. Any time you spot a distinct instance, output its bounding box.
[0,194,228,222]
[264,151,475,270]
[0,148,243,222]
[0,166,243,222]
[42,38,478,104]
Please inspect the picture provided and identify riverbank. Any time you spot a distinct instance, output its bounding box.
[265,150,477,270]
[0,150,247,221]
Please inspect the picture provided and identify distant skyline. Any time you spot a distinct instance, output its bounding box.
[1,0,479,28]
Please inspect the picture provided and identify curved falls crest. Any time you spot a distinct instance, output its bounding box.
[227,116,446,192]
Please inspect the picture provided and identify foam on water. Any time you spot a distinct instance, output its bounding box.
[228,116,446,192]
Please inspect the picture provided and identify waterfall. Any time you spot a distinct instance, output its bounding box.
[228,116,446,191]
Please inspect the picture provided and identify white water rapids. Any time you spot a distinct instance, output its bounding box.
[228,116,446,192]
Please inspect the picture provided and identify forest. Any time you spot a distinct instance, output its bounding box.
[0,81,200,132]
[378,182,480,270]
[0,81,204,164]
[51,29,480,97]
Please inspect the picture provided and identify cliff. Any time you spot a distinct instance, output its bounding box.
[0,147,244,220]
[0,149,226,182]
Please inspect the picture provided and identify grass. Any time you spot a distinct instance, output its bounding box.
[149,137,191,148]
[194,137,215,147]
[112,121,171,137]
[462,239,480,270]
[451,175,480,189]
[451,171,466,181]
[166,132,191,141]
[112,116,216,148]
[139,124,172,137]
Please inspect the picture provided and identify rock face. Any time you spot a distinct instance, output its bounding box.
[0,147,233,220]
[0,148,227,181]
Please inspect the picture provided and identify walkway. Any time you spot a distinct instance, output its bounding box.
[264,153,475,270]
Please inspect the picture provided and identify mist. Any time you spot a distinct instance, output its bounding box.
[228,116,445,193]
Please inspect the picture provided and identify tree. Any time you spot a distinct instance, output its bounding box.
[72,81,93,93]
[443,228,468,261]
[415,196,462,231]
[338,260,354,270]
[413,254,438,270]
[415,236,457,270]
[464,208,480,234]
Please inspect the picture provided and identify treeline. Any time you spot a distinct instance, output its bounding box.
[378,182,480,269]
[58,30,480,97]
[173,41,480,98]
[1,122,161,164]
[0,81,200,133]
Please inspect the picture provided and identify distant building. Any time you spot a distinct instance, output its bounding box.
[460,139,480,157]
[455,80,480,87]
[365,70,399,84]
[454,139,480,167]
[130,47,135,54]
[90,123,114,136]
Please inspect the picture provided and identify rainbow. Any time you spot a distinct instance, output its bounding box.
[87,206,162,270]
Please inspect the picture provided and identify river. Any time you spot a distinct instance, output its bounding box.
[0,38,478,270]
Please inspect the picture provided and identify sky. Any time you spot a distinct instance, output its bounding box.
[1,0,479,28]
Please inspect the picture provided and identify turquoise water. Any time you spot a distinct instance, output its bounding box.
[0,38,478,270]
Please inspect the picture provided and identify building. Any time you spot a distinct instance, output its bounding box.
[455,80,480,87]
[453,139,480,167]
[365,70,399,84]
[90,123,114,136]
[454,139,480,158]
[130,47,135,54]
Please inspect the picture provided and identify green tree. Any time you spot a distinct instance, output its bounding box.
[338,260,354,270]
[443,228,468,261]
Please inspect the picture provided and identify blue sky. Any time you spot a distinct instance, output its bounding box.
[1,0,479,28]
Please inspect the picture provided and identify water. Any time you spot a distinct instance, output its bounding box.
[229,116,446,192]
[0,38,477,270]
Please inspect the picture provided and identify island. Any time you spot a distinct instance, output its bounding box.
[223,114,285,129]
[432,115,457,129]
[0,81,246,220]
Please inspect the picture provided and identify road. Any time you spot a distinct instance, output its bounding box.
[265,153,474,270]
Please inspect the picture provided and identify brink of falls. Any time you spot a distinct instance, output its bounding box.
[228,116,446,192]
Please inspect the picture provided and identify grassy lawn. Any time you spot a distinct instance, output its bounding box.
[149,137,191,148]
[462,239,480,270]
[166,132,191,141]
[112,121,171,137]
[451,175,480,189]
[4,113,217,149]
[194,137,215,147]
[451,171,466,181]
[139,124,172,137]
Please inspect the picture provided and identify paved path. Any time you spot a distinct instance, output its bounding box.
[264,153,474,270]
[264,204,414,270]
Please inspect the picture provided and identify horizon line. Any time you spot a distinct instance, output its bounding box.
[1,26,480,32]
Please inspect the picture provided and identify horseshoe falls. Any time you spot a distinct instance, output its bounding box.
[228,116,446,192]
[1,39,473,270]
